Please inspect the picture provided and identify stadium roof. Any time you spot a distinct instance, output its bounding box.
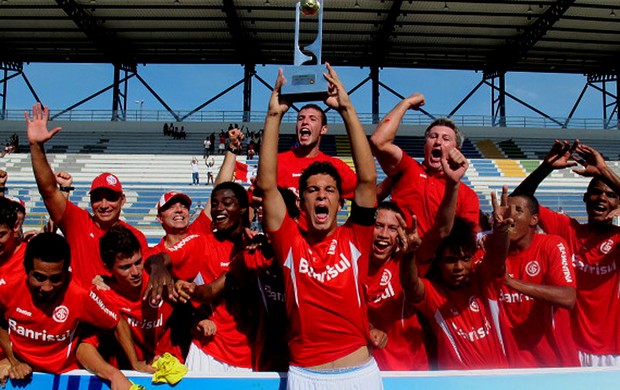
[0,0,618,76]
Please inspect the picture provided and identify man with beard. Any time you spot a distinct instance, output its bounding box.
[514,141,620,366]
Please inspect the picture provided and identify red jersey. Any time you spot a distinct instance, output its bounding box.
[0,243,25,282]
[152,234,207,282]
[486,233,579,367]
[367,258,429,370]
[91,272,182,364]
[416,277,507,370]
[277,150,357,199]
[188,213,253,369]
[538,206,620,355]
[267,211,372,368]
[390,152,479,236]
[0,278,119,374]
[58,201,149,287]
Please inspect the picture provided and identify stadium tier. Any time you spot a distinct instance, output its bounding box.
[1,124,617,244]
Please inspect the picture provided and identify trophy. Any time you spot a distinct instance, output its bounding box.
[281,0,328,102]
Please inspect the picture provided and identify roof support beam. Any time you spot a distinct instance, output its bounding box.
[222,0,260,64]
[484,0,575,76]
[370,0,403,67]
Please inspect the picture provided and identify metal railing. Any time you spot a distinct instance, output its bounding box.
[1,109,619,130]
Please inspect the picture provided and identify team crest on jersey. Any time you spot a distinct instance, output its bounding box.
[600,239,614,255]
[53,305,69,323]
[468,296,480,312]
[525,260,540,277]
[380,269,393,286]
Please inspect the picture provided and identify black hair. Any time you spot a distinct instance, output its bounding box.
[0,197,18,230]
[424,118,463,148]
[298,161,343,200]
[508,192,539,215]
[426,217,477,283]
[100,225,142,269]
[299,104,327,126]
[212,181,250,227]
[24,233,71,273]
[377,201,405,218]
[278,186,300,220]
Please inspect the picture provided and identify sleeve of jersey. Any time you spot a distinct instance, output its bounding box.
[265,213,299,266]
[82,289,121,330]
[458,186,481,231]
[538,205,572,238]
[189,211,212,235]
[57,200,87,233]
[333,158,358,200]
[541,235,576,288]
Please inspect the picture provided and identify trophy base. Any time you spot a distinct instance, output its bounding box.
[281,65,328,102]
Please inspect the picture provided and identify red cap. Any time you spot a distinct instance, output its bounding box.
[90,173,123,194]
[156,191,192,211]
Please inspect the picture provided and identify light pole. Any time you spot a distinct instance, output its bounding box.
[135,100,144,121]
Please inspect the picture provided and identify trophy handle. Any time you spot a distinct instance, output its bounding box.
[293,1,324,66]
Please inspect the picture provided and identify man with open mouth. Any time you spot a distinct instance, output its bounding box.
[513,141,620,367]
[370,96,480,239]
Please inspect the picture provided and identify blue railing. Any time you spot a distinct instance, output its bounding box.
[1,109,619,130]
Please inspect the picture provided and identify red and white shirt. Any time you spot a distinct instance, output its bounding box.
[0,243,26,283]
[152,233,207,283]
[87,272,182,365]
[188,213,254,369]
[0,278,119,373]
[416,277,508,370]
[390,152,479,236]
[367,258,429,370]
[267,210,373,368]
[538,206,620,355]
[58,201,149,287]
[486,233,579,367]
[277,150,357,199]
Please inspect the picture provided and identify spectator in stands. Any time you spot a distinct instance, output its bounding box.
[203,137,211,158]
[513,140,620,366]
[205,157,215,185]
[370,94,479,237]
[256,65,382,388]
[163,122,169,136]
[218,132,226,155]
[26,103,172,303]
[191,157,200,185]
[209,133,216,155]
[247,141,256,160]
[402,214,509,370]
[486,188,579,367]
[179,126,186,140]
[368,145,466,371]
[0,233,151,383]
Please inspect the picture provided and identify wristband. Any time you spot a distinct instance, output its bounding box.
[59,186,75,192]
[0,186,6,192]
[226,146,240,155]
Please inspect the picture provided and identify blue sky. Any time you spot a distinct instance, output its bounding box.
[3,62,606,121]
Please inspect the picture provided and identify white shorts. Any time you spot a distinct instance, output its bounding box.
[287,358,383,390]
[185,342,253,374]
[579,350,620,367]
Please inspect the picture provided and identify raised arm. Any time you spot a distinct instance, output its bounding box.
[323,63,376,207]
[418,147,467,261]
[513,140,578,196]
[255,69,290,231]
[483,186,514,277]
[26,103,67,223]
[370,93,425,176]
[573,143,620,195]
[398,215,425,304]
